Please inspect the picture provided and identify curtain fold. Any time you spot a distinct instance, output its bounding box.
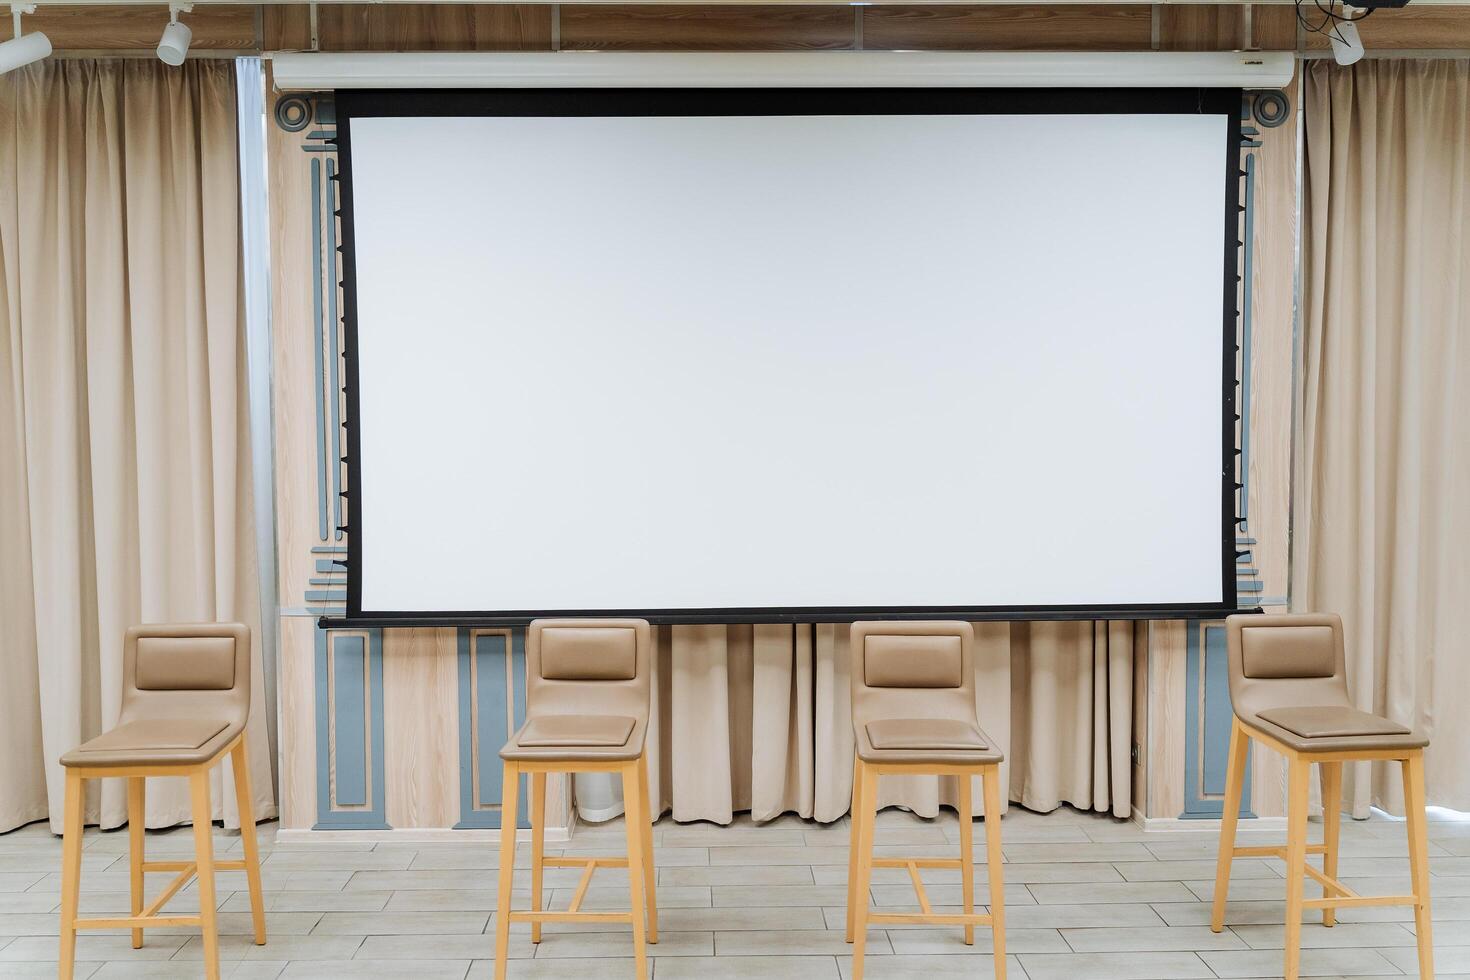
[598,621,1132,825]
[1299,59,1470,815]
[0,59,274,834]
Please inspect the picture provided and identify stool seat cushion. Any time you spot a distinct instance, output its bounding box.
[1256,706,1410,740]
[856,717,1004,765]
[1240,705,1427,753]
[518,714,635,747]
[60,718,233,768]
[866,718,987,751]
[501,713,647,762]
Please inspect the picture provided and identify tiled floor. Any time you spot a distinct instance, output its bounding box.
[1,803,1466,978]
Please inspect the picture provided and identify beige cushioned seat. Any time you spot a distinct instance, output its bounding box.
[501,619,651,762]
[851,622,1003,766]
[60,623,251,769]
[1227,613,1427,753]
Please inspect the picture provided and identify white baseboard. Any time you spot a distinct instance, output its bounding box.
[1130,806,1288,834]
[275,825,573,844]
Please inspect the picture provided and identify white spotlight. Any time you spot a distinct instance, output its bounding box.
[1329,5,1366,66]
[0,4,51,75]
[157,4,193,66]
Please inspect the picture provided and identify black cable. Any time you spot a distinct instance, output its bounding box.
[1295,0,1374,48]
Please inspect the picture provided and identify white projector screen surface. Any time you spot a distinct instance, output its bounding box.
[342,97,1233,617]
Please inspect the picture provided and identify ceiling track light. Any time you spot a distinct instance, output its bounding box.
[0,3,51,75]
[1329,4,1367,65]
[157,2,193,67]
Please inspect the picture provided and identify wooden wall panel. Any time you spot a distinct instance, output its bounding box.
[863,5,1152,52]
[262,4,312,51]
[34,3,256,51]
[561,5,853,51]
[1303,5,1470,50]
[1146,620,1188,820]
[319,3,553,51]
[383,628,461,828]
[1159,3,1244,51]
[1253,5,1301,51]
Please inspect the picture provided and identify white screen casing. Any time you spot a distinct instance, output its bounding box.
[345,109,1228,614]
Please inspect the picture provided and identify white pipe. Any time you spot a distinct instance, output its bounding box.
[270,50,1295,91]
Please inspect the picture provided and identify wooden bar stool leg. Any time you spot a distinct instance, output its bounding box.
[128,776,145,949]
[1319,760,1343,927]
[1403,751,1435,980]
[530,771,546,944]
[1211,718,1249,932]
[1283,755,1310,980]
[58,769,84,980]
[190,768,221,980]
[637,753,659,943]
[230,739,267,945]
[493,761,520,980]
[982,765,1007,980]
[850,760,878,980]
[845,752,863,944]
[956,770,975,946]
[621,760,649,980]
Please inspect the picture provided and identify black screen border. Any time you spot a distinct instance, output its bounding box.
[330,86,1245,628]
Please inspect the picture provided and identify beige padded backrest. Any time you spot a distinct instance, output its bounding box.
[526,619,652,724]
[136,636,238,690]
[539,626,638,681]
[1225,612,1351,720]
[119,623,252,729]
[1239,625,1336,679]
[863,633,963,688]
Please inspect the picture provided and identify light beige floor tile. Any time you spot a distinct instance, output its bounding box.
[837,953,1024,979]
[716,927,890,957]
[1029,881,1197,904]
[1230,921,1420,949]
[1059,925,1249,952]
[384,888,528,911]
[1018,950,1215,979]
[708,846,851,867]
[649,954,841,979]
[663,865,813,888]
[547,884,709,910]
[712,885,849,908]
[868,881,1033,907]
[1005,902,1166,929]
[884,925,1068,954]
[656,906,828,932]
[171,933,365,961]
[219,890,390,912]
[1113,858,1275,882]
[0,933,186,961]
[1002,842,1154,863]
[353,932,513,959]
[468,958,633,978]
[1380,942,1470,973]
[278,959,470,979]
[313,910,489,935]
[662,828,807,848]
[1200,946,1403,977]
[528,929,712,958]
[0,873,46,892]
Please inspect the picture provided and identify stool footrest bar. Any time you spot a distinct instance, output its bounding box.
[75,915,203,930]
[510,910,633,923]
[1233,844,1327,858]
[1303,894,1418,910]
[873,857,963,869]
[542,856,628,869]
[867,912,993,926]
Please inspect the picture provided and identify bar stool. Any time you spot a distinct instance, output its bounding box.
[845,621,1006,980]
[1211,613,1434,980]
[493,618,657,980]
[57,623,266,980]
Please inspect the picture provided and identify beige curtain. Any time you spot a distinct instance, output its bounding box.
[0,60,274,834]
[624,621,1132,824]
[1299,59,1470,816]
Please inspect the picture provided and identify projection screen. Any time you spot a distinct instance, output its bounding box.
[335,89,1240,624]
